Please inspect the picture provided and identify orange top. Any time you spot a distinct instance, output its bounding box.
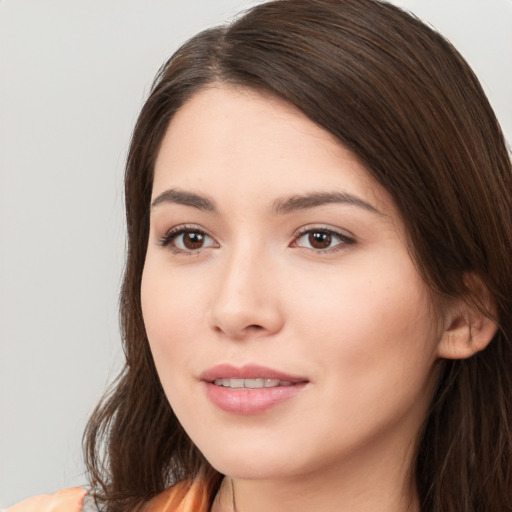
[143,479,213,512]
[5,477,216,512]
[4,488,87,512]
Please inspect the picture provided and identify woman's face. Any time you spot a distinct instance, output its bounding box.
[141,85,445,482]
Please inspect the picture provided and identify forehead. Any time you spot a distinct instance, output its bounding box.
[152,85,395,219]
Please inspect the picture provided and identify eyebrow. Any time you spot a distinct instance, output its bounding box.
[151,188,383,216]
[151,188,216,211]
[272,191,383,216]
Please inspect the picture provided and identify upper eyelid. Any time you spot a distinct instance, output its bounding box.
[292,224,355,239]
[166,224,208,235]
[162,224,211,236]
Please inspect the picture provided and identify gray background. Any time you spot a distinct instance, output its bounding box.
[1,0,511,506]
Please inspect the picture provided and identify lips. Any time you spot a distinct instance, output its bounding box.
[200,364,308,414]
[200,363,306,383]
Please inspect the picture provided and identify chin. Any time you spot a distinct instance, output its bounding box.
[209,457,299,481]
[198,442,306,481]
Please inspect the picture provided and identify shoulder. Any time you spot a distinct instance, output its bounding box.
[142,478,213,512]
[4,478,216,512]
[3,488,87,512]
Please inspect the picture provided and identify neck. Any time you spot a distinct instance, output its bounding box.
[211,433,421,512]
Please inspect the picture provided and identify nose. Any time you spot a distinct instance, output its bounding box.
[207,248,284,340]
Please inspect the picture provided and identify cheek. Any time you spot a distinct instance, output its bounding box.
[140,256,207,373]
[288,257,439,398]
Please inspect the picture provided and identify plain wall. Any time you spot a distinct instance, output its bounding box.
[1,0,510,506]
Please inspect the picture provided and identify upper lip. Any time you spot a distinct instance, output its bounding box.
[200,364,308,383]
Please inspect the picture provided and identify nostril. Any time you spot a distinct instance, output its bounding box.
[208,296,284,337]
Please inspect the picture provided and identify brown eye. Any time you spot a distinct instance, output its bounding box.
[293,228,354,252]
[182,231,205,250]
[162,228,217,252]
[308,231,332,249]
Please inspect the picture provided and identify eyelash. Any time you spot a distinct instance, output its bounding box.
[158,225,217,255]
[158,225,355,255]
[291,226,355,253]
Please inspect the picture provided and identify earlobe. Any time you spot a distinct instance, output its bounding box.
[437,275,498,360]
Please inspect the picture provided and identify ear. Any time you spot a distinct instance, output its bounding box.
[437,274,498,360]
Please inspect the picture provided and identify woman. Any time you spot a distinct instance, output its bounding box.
[7,0,512,510]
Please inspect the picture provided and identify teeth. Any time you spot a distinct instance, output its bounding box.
[213,378,291,389]
[245,378,263,388]
[230,378,244,388]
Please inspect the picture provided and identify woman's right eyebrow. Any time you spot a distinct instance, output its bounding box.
[151,188,216,211]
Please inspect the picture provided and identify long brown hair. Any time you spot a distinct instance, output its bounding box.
[84,1,512,510]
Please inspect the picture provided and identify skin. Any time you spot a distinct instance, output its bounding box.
[141,85,489,512]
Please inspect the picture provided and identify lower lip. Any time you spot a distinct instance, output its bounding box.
[204,382,307,414]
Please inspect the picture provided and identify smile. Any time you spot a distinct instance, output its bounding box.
[213,378,294,388]
[202,364,308,414]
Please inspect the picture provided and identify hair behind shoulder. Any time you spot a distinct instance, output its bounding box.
[84,1,512,510]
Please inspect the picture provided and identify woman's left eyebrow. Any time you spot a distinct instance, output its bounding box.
[272,192,384,216]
